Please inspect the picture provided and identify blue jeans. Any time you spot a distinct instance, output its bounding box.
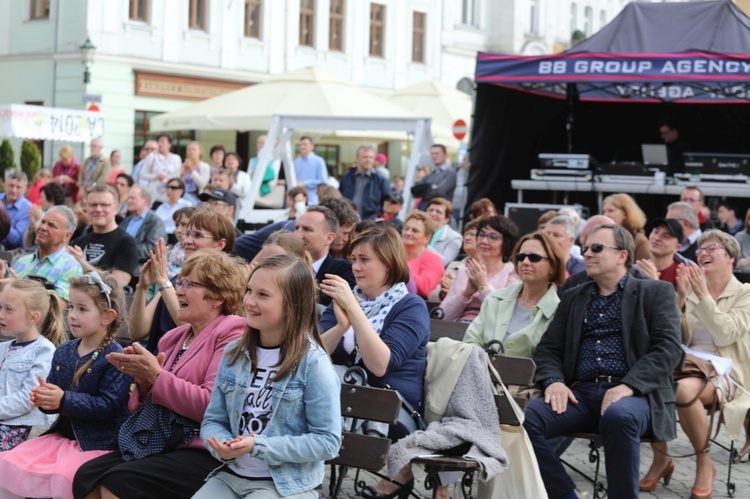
[523,382,651,499]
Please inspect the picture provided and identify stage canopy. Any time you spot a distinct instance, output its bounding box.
[468,0,750,215]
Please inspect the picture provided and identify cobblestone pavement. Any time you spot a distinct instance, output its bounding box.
[326,424,749,498]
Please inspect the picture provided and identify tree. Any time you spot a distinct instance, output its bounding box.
[0,139,16,181]
[571,30,587,47]
[20,140,41,182]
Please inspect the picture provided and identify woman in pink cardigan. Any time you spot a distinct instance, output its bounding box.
[403,210,445,299]
[73,250,249,499]
[439,215,521,322]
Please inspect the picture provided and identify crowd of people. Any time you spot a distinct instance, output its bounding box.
[0,133,746,499]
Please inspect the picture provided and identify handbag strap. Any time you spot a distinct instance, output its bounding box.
[484,352,525,425]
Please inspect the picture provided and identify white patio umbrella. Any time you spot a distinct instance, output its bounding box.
[149,67,419,133]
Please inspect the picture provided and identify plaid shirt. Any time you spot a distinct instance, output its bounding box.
[13,246,83,302]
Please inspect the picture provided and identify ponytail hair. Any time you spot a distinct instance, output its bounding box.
[68,270,125,385]
[1,279,64,346]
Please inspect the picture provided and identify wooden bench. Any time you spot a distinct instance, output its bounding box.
[411,348,537,499]
[429,318,469,343]
[327,366,403,498]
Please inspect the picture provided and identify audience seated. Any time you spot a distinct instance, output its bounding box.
[140,132,182,205]
[286,186,308,220]
[402,210,444,299]
[52,145,82,204]
[319,197,359,261]
[439,215,520,322]
[667,201,701,262]
[319,223,430,439]
[1,171,31,250]
[427,219,481,302]
[463,231,564,357]
[717,201,743,236]
[634,218,692,289]
[24,182,66,248]
[119,185,167,275]
[224,152,253,222]
[602,193,651,261]
[73,250,248,499]
[378,192,404,233]
[181,141,211,204]
[544,215,584,276]
[641,230,750,498]
[426,198,463,267]
[154,178,192,240]
[166,206,199,279]
[114,173,133,219]
[680,186,715,231]
[468,197,498,221]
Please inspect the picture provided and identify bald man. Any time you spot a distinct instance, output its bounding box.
[558,215,651,295]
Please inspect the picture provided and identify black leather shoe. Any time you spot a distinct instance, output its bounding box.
[360,478,415,499]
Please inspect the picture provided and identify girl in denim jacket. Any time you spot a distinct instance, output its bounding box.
[0,271,132,499]
[0,279,64,450]
[196,255,342,499]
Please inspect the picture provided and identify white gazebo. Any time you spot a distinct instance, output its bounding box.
[149,67,434,219]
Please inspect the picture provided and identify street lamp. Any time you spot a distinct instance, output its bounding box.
[80,36,96,84]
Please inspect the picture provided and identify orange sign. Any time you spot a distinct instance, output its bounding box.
[134,71,250,101]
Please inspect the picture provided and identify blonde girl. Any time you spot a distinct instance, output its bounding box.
[0,271,132,499]
[195,255,341,499]
[0,279,63,451]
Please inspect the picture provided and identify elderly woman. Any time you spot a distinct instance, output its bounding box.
[402,210,444,299]
[602,193,651,261]
[439,215,521,322]
[640,230,750,499]
[73,250,248,499]
[428,219,482,302]
[319,224,430,438]
[130,210,237,353]
[463,231,564,357]
[52,145,81,204]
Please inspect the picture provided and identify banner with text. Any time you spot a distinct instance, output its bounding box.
[0,104,105,142]
[476,52,750,103]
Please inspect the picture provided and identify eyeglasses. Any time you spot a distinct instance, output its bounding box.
[695,243,725,256]
[175,278,208,290]
[167,185,183,190]
[85,202,117,209]
[581,243,621,254]
[516,253,550,263]
[477,232,502,242]
[680,197,699,203]
[182,231,216,241]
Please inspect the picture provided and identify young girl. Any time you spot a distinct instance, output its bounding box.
[194,255,342,499]
[0,271,132,499]
[0,279,64,451]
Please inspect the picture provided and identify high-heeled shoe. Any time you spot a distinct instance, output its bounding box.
[638,459,674,491]
[360,478,415,499]
[690,466,717,499]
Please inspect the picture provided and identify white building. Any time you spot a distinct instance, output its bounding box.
[0,0,708,173]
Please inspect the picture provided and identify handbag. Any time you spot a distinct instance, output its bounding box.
[479,354,548,499]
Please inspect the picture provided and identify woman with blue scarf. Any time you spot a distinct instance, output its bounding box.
[320,224,430,441]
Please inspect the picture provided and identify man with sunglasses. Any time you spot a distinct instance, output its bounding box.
[525,224,683,499]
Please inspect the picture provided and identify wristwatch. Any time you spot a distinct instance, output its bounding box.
[158,281,173,292]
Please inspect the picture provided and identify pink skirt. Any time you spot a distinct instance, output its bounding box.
[0,433,110,499]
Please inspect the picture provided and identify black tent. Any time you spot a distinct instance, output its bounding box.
[469,0,750,214]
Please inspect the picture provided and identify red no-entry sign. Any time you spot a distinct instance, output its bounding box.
[453,119,467,140]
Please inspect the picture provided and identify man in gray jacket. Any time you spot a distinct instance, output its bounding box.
[119,185,166,275]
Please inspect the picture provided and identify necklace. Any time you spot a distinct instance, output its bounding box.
[182,331,194,350]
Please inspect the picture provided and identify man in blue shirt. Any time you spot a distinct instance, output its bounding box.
[338,145,390,221]
[0,171,31,249]
[294,136,329,206]
[525,224,683,499]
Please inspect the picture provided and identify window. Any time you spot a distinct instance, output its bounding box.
[188,0,208,31]
[570,4,577,36]
[412,12,425,63]
[300,0,315,47]
[134,110,195,159]
[461,0,479,27]
[244,0,262,38]
[329,0,344,51]
[529,0,539,35]
[369,3,386,57]
[129,0,149,22]
[599,10,607,30]
[584,6,593,36]
[29,0,49,20]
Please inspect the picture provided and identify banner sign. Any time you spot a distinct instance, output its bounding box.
[0,104,105,142]
[476,51,750,103]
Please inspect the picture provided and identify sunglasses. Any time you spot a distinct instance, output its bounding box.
[516,253,549,263]
[581,243,620,254]
[167,185,183,190]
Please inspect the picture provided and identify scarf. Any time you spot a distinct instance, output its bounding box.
[342,282,409,358]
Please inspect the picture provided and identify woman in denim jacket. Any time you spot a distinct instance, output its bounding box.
[195,255,341,499]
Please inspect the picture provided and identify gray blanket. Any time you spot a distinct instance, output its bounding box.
[388,348,508,482]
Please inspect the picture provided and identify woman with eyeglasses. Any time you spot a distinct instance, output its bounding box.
[439,215,521,322]
[73,250,249,499]
[640,230,750,499]
[129,210,237,354]
[462,231,564,357]
[401,211,445,299]
[601,193,651,261]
